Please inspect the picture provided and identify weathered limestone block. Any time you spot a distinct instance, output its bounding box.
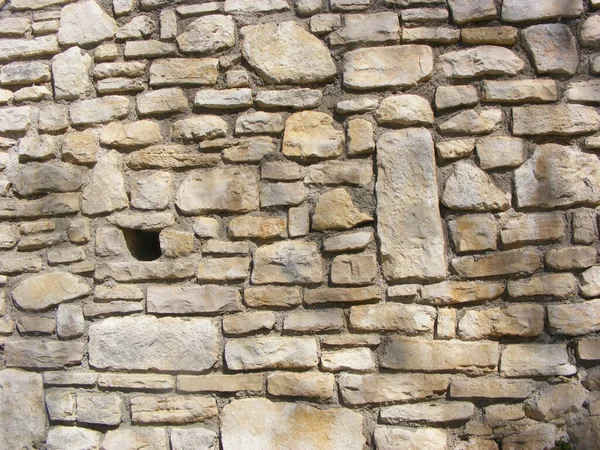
[582,15,600,48]
[137,87,188,115]
[438,109,502,135]
[347,118,374,155]
[58,0,117,46]
[502,0,583,22]
[130,171,171,210]
[62,131,99,165]
[482,79,557,103]
[435,85,477,110]
[320,348,376,372]
[176,167,259,214]
[102,428,168,450]
[546,246,597,270]
[12,272,90,311]
[376,94,433,126]
[229,215,287,239]
[252,240,323,284]
[515,144,600,208]
[462,26,518,45]
[224,311,276,334]
[548,299,600,336]
[171,428,218,450]
[377,129,446,282]
[100,120,163,149]
[131,395,217,424]
[177,15,235,54]
[0,106,31,134]
[421,281,504,305]
[17,134,57,161]
[380,402,474,424]
[522,24,578,75]
[225,337,318,370]
[381,338,499,372]
[94,261,195,281]
[268,372,334,398]
[448,215,498,253]
[224,137,279,163]
[458,304,545,339]
[374,427,447,450]
[98,373,175,390]
[0,36,59,61]
[440,46,524,78]
[525,383,587,421]
[82,150,128,216]
[221,399,365,450]
[331,254,377,285]
[4,340,85,368]
[0,61,50,86]
[578,339,600,360]
[124,40,176,58]
[452,249,542,278]
[11,161,84,196]
[127,145,220,170]
[477,137,527,170]
[51,47,93,101]
[507,273,577,299]
[312,188,371,230]
[304,160,372,186]
[255,89,322,110]
[197,257,250,282]
[194,89,253,109]
[46,427,102,450]
[442,162,510,211]
[304,286,381,305]
[500,213,565,247]
[284,308,344,332]
[117,16,152,40]
[340,373,449,405]
[513,106,600,136]
[149,58,219,86]
[244,286,302,308]
[343,45,433,90]
[573,209,598,244]
[0,370,46,450]
[38,104,68,132]
[178,374,263,393]
[436,139,474,160]
[450,378,536,399]
[69,96,129,126]
[329,12,399,46]
[89,316,219,371]
[225,0,290,13]
[241,21,336,84]
[171,116,228,141]
[349,303,435,332]
[282,111,344,159]
[261,182,308,207]
[448,0,496,24]
[501,344,576,377]
[147,285,241,314]
[77,393,122,426]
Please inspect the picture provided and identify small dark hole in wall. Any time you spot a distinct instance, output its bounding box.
[122,228,162,261]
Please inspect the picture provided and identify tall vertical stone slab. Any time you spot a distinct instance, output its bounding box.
[376,128,446,282]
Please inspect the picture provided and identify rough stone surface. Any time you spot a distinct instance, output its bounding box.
[252,240,323,284]
[177,15,235,55]
[12,272,91,311]
[225,337,318,370]
[283,111,344,159]
[522,24,578,76]
[501,344,577,377]
[312,188,371,230]
[58,0,117,46]
[221,399,365,450]
[440,46,524,78]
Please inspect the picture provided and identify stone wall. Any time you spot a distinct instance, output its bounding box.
[1,0,600,448]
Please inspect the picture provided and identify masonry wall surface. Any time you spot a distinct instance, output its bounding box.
[0,0,600,448]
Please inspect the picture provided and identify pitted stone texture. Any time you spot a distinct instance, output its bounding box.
[82,150,128,216]
[51,47,93,101]
[225,337,318,370]
[12,272,91,311]
[176,167,259,214]
[241,21,336,84]
[440,46,524,78]
[100,120,162,149]
[171,116,228,141]
[312,188,372,231]
[515,144,600,208]
[343,45,432,90]
[58,0,117,46]
[89,316,219,372]
[525,383,587,421]
[252,240,323,284]
[282,111,344,159]
[225,0,290,13]
[442,162,510,212]
[377,129,446,282]
[513,105,600,136]
[149,58,219,87]
[522,24,578,76]
[502,0,583,22]
[177,15,235,54]
[0,370,46,450]
[221,398,365,450]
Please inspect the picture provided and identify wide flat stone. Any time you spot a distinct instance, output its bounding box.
[376,128,446,282]
[4,340,85,368]
[11,161,84,196]
[95,260,196,282]
[421,281,504,305]
[102,428,168,450]
[349,303,436,332]
[452,249,542,278]
[343,45,433,90]
[147,285,241,314]
[513,105,600,136]
[221,398,365,450]
[0,36,59,61]
[440,46,524,78]
[252,240,323,284]
[46,427,102,450]
[501,343,576,377]
[548,299,600,336]
[176,167,259,214]
[0,61,50,86]
[522,24,578,76]
[0,369,46,450]
[131,395,217,424]
[89,316,219,372]
[69,96,129,126]
[502,0,583,22]
[374,427,447,450]
[380,402,474,424]
[149,58,219,86]
[241,21,336,84]
[458,304,545,339]
[515,144,600,208]
[225,337,318,370]
[12,272,91,311]
[177,15,235,55]
[329,12,400,46]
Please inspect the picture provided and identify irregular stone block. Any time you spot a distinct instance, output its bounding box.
[252,241,323,285]
[77,392,122,425]
[69,96,129,126]
[229,215,287,239]
[502,0,583,22]
[137,87,188,115]
[127,145,220,170]
[435,85,478,110]
[329,12,399,46]
[0,106,32,133]
[522,24,578,75]
[501,344,576,377]
[4,340,84,368]
[177,15,235,55]
[282,111,343,160]
[501,212,565,246]
[171,116,228,141]
[100,120,162,149]
[147,285,241,314]
[225,337,318,370]
[376,94,433,126]
[482,79,557,103]
[11,161,83,196]
[525,383,587,421]
[546,246,596,270]
[376,129,446,282]
[343,45,433,90]
[0,61,50,86]
[255,89,322,110]
[312,188,371,230]
[476,136,527,170]
[0,36,59,61]
[221,398,365,450]
[304,286,382,305]
[98,373,175,391]
[131,395,217,424]
[513,105,600,136]
[46,427,102,450]
[12,272,91,311]
[194,88,253,109]
[381,338,499,373]
[171,428,218,450]
[448,0,496,24]
[450,378,536,399]
[51,47,93,101]
[223,311,276,334]
[102,428,168,450]
[452,249,542,278]
[244,286,302,308]
[82,150,128,216]
[331,254,377,285]
[380,401,474,424]
[548,299,600,336]
[225,0,289,13]
[438,109,502,135]
[197,257,250,282]
[176,167,259,214]
[349,303,435,333]
[58,0,117,46]
[448,215,498,253]
[241,21,336,84]
[268,371,335,398]
[284,308,344,332]
[440,46,524,78]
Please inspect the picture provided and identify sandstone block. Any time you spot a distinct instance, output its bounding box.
[0,36,59,61]
[177,15,235,54]
[46,427,102,450]
[58,0,117,46]
[331,254,377,285]
[284,308,344,332]
[482,79,557,103]
[235,111,284,135]
[136,88,188,116]
[282,111,343,160]
[100,120,162,149]
[267,372,334,398]
[244,286,302,308]
[435,85,478,110]
[376,94,433,126]
[241,21,336,84]
[312,189,371,231]
[458,304,544,339]
[320,347,376,372]
[501,212,565,246]
[461,26,518,45]
[421,281,504,305]
[131,395,217,424]
[578,339,600,360]
[329,12,399,46]
[304,286,381,305]
[178,374,263,393]
[508,273,577,299]
[374,427,447,450]
[347,118,374,155]
[522,24,578,75]
[349,303,435,333]
[77,392,122,426]
[221,399,365,450]
[440,46,524,78]
[102,428,168,450]
[0,61,50,86]
[476,137,527,170]
[4,340,84,368]
[69,96,129,126]
[98,373,175,391]
[223,311,276,335]
[171,428,218,450]
[89,316,219,372]
[255,89,322,110]
[147,285,241,314]
[438,109,502,135]
[261,182,308,207]
[525,383,587,421]
[12,272,91,311]
[252,241,323,284]
[502,0,583,22]
[450,378,536,399]
[194,88,253,109]
[546,246,597,270]
[12,161,83,196]
[149,58,218,86]
[448,214,498,253]
[225,337,318,370]
[305,160,372,186]
[548,299,600,336]
[448,0,496,24]
[380,401,474,424]
[197,257,250,282]
[225,0,289,13]
[377,129,446,282]
[82,150,128,216]
[452,249,542,278]
[51,47,93,101]
[343,45,433,90]
[501,344,576,377]
[171,116,228,141]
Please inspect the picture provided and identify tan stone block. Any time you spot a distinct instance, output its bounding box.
[452,249,542,278]
[331,254,377,285]
[131,395,217,424]
[507,273,577,299]
[267,372,334,398]
[349,303,435,333]
[458,304,545,339]
[421,281,504,305]
[501,344,576,377]
[178,374,263,393]
[304,286,382,305]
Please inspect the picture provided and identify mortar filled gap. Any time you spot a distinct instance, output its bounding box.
[122,228,162,261]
